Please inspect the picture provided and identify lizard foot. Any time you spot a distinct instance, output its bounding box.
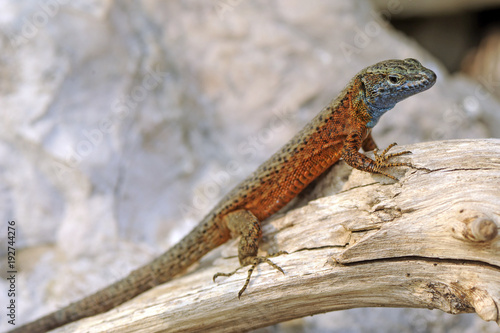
[373,142,413,180]
[213,251,287,298]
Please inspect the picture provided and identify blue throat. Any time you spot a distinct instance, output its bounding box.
[366,105,393,128]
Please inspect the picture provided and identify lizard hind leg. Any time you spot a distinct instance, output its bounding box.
[213,209,287,298]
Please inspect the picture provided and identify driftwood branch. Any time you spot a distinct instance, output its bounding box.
[55,139,500,332]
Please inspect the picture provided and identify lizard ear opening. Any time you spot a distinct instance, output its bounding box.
[359,75,371,103]
[359,76,367,93]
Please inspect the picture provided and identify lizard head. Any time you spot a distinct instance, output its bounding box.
[360,58,436,127]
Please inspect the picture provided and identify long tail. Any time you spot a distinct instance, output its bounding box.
[10,217,230,333]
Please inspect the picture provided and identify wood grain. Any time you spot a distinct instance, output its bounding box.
[54,139,500,332]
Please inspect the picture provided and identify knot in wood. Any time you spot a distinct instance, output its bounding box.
[466,217,498,242]
[461,216,498,243]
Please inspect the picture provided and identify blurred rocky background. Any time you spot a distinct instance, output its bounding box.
[0,0,499,332]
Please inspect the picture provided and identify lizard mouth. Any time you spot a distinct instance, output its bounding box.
[403,68,437,95]
[408,72,436,92]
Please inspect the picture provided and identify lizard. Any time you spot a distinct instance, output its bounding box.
[10,58,436,333]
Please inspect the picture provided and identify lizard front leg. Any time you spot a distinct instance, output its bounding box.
[213,209,286,298]
[342,129,412,180]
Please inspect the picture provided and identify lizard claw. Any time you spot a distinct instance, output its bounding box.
[373,143,413,180]
[213,251,288,298]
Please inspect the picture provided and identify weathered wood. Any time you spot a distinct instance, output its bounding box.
[55,139,500,332]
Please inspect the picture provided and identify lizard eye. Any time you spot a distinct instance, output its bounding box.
[388,75,400,84]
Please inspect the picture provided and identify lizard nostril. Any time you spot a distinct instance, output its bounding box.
[425,70,437,83]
